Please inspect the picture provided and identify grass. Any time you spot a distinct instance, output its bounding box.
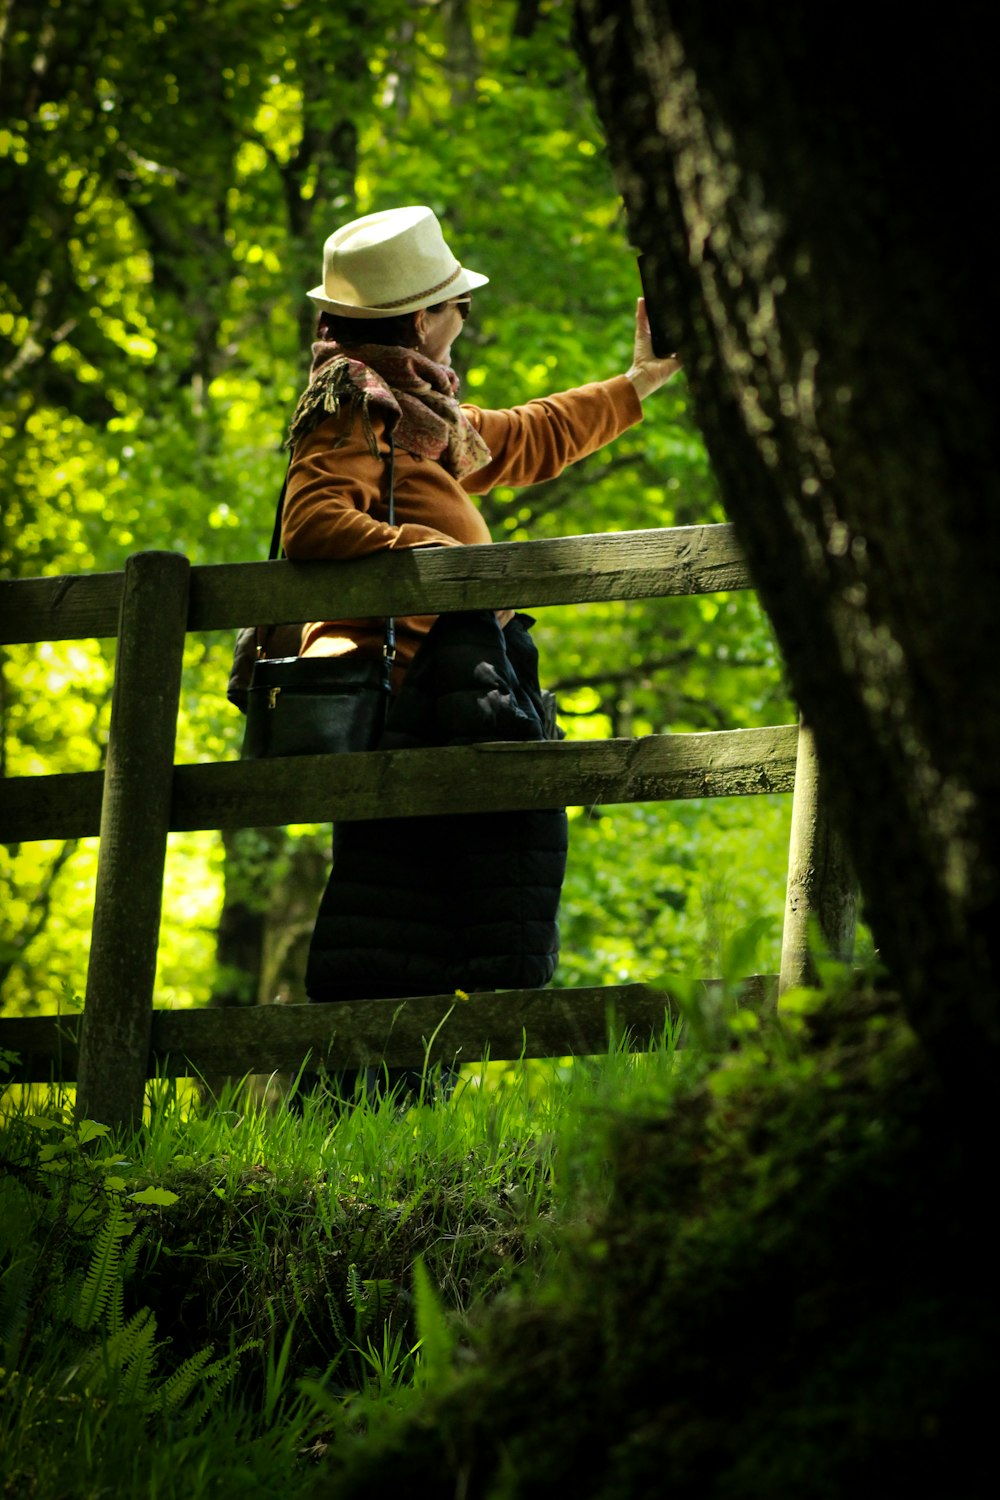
[15,985,975,1500]
[0,1035,700,1500]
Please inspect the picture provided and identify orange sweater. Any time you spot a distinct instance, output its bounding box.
[282,374,643,671]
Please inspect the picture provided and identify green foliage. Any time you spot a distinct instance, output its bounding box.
[6,998,968,1500]
[70,1197,136,1333]
[0,1106,268,1497]
[0,1040,687,1496]
[1,0,794,1020]
[317,990,992,1498]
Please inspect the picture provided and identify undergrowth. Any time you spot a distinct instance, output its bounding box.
[8,981,970,1500]
[0,1036,699,1499]
[316,988,995,1498]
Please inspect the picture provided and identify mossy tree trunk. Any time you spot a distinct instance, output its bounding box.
[574,0,999,1113]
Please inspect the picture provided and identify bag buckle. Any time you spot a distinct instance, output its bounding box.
[267,686,280,709]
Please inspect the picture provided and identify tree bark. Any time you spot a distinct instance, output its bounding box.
[574,0,1000,1112]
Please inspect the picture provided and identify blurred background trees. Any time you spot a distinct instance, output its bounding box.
[1,0,792,1020]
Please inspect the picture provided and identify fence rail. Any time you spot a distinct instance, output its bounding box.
[4,728,800,842]
[0,524,749,643]
[0,525,855,1127]
[3,977,780,1084]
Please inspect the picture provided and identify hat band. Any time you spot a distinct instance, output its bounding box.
[366,265,462,310]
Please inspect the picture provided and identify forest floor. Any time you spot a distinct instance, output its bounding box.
[1,983,994,1499]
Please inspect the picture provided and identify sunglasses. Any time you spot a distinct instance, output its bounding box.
[434,297,472,320]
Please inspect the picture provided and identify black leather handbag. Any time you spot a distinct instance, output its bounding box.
[239,436,396,759]
[241,648,393,759]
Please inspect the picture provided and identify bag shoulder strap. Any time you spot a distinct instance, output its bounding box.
[267,472,287,562]
[382,434,396,678]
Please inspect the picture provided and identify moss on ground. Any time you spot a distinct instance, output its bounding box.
[318,990,995,1498]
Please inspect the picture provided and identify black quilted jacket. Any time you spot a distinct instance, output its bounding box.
[305,611,568,1003]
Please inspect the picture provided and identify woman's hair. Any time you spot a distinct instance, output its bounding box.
[316,298,454,348]
[316,309,419,347]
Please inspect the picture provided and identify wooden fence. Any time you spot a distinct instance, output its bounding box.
[0,525,856,1127]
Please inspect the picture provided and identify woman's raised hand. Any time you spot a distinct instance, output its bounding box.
[626,298,682,401]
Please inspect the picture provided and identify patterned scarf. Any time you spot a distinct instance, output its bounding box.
[286,340,492,481]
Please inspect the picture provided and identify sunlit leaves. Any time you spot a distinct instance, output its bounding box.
[1,0,796,1018]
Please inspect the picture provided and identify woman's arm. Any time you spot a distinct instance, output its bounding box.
[462,301,682,495]
[463,375,643,494]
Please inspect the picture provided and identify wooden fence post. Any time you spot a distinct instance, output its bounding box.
[76,551,190,1129]
[778,719,858,995]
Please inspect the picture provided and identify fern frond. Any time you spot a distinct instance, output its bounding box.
[107,1267,124,1339]
[119,1229,146,1283]
[175,1340,262,1429]
[347,1261,386,1336]
[115,1309,160,1405]
[72,1201,133,1333]
[326,1289,348,1345]
[346,1262,363,1311]
[75,1306,155,1397]
[362,1276,395,1317]
[155,1345,217,1415]
[286,1256,324,1346]
[109,1229,147,1337]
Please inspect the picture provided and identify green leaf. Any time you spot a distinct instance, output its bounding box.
[129,1187,180,1207]
[38,1141,73,1162]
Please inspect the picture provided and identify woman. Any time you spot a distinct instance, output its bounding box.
[281,205,679,1059]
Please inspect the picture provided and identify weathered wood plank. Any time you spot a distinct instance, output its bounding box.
[76,552,190,1131]
[1,727,800,843]
[175,729,799,830]
[186,525,751,631]
[0,771,104,841]
[0,570,124,645]
[1,975,779,1080]
[1,526,751,643]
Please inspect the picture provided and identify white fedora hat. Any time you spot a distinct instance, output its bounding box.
[307,205,489,318]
